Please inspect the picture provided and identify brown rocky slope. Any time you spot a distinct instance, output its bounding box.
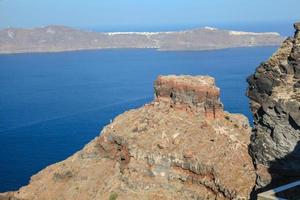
[1,75,255,200]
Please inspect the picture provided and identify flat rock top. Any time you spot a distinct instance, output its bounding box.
[155,75,223,118]
[156,75,216,87]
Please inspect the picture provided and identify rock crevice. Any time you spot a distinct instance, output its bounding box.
[247,22,300,189]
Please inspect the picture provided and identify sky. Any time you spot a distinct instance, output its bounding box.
[0,0,300,33]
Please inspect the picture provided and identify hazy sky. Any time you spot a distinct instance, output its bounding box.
[0,0,299,30]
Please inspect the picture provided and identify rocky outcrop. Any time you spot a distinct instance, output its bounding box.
[1,75,255,200]
[247,22,300,188]
[154,75,223,118]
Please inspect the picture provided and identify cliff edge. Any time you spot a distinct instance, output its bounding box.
[247,22,300,189]
[1,75,255,200]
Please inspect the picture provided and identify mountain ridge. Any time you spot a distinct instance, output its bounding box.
[0,25,284,54]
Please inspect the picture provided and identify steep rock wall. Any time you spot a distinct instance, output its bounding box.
[247,22,300,188]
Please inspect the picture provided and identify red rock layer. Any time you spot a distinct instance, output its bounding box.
[154,75,223,119]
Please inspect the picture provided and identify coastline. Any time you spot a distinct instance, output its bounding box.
[0,44,282,55]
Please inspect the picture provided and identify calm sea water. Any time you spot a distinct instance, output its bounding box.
[0,47,277,192]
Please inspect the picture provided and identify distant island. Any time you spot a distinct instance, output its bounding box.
[0,25,284,54]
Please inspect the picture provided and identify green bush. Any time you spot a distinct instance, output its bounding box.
[109,191,118,200]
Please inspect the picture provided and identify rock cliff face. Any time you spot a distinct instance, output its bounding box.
[247,22,300,188]
[1,75,255,200]
[154,75,223,118]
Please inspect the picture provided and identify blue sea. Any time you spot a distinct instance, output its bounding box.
[0,47,277,192]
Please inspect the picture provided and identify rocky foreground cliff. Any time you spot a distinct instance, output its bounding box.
[247,22,300,189]
[0,25,284,54]
[1,75,256,199]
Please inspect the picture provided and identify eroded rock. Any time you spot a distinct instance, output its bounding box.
[154,75,223,118]
[1,75,255,199]
[247,22,300,189]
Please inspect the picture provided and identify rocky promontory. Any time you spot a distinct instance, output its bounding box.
[1,75,255,200]
[247,22,300,189]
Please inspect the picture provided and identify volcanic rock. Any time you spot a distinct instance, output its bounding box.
[154,75,223,118]
[294,22,300,31]
[247,22,300,189]
[2,75,255,199]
